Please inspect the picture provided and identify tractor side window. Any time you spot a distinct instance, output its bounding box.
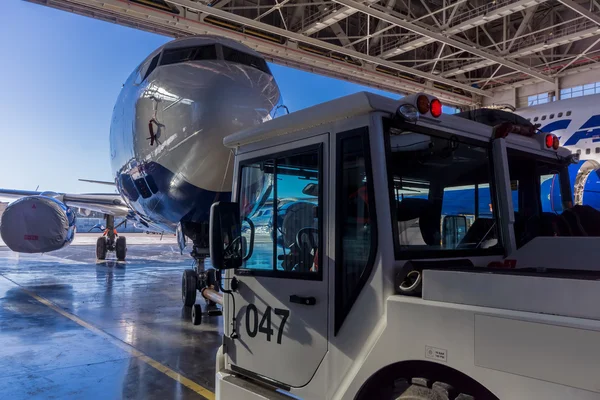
[239,160,275,271]
[238,145,322,279]
[506,148,570,245]
[335,127,377,334]
[385,119,502,258]
[274,151,320,276]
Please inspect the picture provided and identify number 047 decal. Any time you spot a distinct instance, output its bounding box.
[245,304,290,344]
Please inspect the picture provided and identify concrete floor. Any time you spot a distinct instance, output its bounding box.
[0,239,221,399]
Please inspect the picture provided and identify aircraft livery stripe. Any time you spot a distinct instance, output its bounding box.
[541,119,571,132]
[581,115,600,129]
[2,276,215,400]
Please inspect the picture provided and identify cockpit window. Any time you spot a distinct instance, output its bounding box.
[142,54,160,82]
[222,46,271,75]
[159,45,217,66]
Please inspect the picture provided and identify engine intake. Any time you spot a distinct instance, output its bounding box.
[0,196,76,253]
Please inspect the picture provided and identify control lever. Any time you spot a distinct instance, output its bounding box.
[290,295,316,306]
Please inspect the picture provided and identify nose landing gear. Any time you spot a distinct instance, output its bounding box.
[181,248,222,325]
[96,215,127,261]
[180,221,223,325]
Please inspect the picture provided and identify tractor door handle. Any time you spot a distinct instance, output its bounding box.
[290,295,316,306]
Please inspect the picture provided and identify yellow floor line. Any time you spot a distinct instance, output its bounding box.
[13,281,215,400]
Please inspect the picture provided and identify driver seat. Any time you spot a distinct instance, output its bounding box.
[396,198,441,247]
[457,218,497,249]
[280,201,318,272]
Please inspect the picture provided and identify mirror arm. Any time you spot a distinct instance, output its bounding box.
[243,217,255,261]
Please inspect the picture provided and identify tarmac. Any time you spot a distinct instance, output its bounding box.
[0,233,221,399]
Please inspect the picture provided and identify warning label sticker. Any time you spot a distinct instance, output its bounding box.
[425,346,447,363]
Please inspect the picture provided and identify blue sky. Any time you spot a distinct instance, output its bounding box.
[1,1,434,194]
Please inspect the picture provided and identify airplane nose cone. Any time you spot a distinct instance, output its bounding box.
[135,61,280,193]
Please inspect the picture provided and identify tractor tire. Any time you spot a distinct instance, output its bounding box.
[116,236,127,261]
[396,378,474,400]
[182,269,197,307]
[96,237,108,260]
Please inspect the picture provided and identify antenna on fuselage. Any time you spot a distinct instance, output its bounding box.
[275,105,290,117]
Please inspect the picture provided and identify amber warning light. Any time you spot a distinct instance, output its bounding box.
[417,95,430,114]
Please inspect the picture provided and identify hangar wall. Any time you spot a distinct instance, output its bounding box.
[482,66,600,110]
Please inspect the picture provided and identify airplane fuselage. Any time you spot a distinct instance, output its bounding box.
[515,93,600,210]
[109,36,281,233]
[515,93,600,162]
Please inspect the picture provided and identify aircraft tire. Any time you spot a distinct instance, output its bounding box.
[191,304,202,325]
[395,378,474,400]
[182,269,197,307]
[96,237,108,260]
[116,236,127,261]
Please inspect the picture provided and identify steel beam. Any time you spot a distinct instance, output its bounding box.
[506,6,538,52]
[557,0,600,26]
[330,0,553,83]
[442,25,600,77]
[379,0,549,59]
[35,0,487,100]
[299,0,379,36]
[368,0,396,50]
[161,0,493,96]
[557,36,600,73]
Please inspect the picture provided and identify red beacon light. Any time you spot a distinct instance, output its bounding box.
[430,99,442,118]
[545,133,560,150]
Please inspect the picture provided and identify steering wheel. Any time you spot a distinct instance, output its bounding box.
[296,227,319,250]
[295,227,319,273]
[224,236,242,259]
[475,222,497,249]
[281,202,316,249]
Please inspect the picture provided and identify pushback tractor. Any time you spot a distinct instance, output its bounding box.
[208,92,600,399]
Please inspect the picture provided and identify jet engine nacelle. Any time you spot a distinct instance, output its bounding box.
[0,196,77,253]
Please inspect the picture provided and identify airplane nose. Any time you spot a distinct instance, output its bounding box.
[139,62,280,193]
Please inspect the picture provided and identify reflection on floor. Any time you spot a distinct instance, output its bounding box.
[0,243,221,399]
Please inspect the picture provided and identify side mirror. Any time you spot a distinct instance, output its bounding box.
[442,215,467,248]
[210,202,243,270]
[302,183,319,197]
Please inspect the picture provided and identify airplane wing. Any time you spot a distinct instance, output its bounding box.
[0,189,130,217]
[78,179,116,186]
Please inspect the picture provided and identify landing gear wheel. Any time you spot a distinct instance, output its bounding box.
[191,304,202,325]
[395,378,474,400]
[182,269,197,307]
[116,236,127,261]
[96,237,108,260]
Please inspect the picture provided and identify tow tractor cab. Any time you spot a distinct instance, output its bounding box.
[209,92,600,400]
